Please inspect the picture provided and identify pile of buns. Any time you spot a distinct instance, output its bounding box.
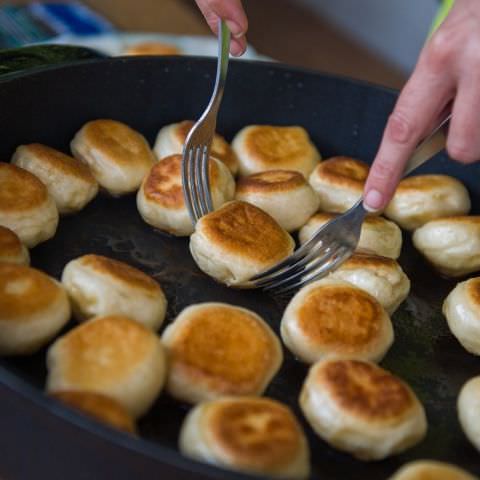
[0,117,479,479]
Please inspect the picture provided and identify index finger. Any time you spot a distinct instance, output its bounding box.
[363,52,454,211]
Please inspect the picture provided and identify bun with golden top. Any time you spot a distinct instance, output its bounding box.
[137,154,235,236]
[235,170,319,232]
[0,163,58,247]
[154,120,238,175]
[179,396,310,479]
[299,358,427,460]
[61,254,167,330]
[232,125,320,178]
[12,143,98,214]
[308,156,369,213]
[46,314,166,418]
[0,264,70,355]
[162,303,282,403]
[385,174,470,231]
[71,119,156,195]
[189,201,295,286]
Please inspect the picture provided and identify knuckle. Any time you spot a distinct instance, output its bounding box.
[386,110,417,145]
[423,31,455,71]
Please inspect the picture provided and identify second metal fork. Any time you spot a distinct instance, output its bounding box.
[182,20,231,223]
[242,114,452,293]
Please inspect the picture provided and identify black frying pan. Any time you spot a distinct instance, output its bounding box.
[0,52,479,480]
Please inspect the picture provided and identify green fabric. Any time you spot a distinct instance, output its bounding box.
[431,0,455,33]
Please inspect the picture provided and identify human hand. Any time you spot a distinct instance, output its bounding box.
[195,0,248,57]
[363,0,480,212]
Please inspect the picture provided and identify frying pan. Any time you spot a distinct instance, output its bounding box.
[0,49,479,480]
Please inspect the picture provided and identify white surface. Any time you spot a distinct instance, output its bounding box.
[296,0,438,73]
[46,32,270,61]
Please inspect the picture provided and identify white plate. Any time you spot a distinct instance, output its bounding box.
[45,32,272,61]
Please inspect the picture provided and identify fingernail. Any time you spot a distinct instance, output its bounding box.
[226,20,245,38]
[363,189,384,212]
[230,40,245,57]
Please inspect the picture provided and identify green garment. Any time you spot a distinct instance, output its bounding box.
[431,0,455,32]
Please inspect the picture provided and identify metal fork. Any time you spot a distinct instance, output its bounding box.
[182,20,231,223]
[241,113,452,293]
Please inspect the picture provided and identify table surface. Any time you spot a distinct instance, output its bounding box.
[82,0,209,35]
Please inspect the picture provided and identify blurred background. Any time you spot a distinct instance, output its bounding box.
[0,0,441,89]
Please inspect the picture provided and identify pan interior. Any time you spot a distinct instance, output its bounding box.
[0,57,479,480]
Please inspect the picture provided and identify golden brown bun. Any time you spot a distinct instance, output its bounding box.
[232,125,321,178]
[0,264,70,355]
[179,397,310,479]
[161,303,283,403]
[123,42,181,56]
[61,254,167,330]
[308,157,369,213]
[329,253,411,314]
[46,314,167,418]
[0,226,29,265]
[137,154,235,236]
[299,359,427,460]
[388,460,478,480]
[70,119,156,195]
[190,201,294,286]
[281,278,393,364]
[0,163,58,247]
[51,390,137,434]
[235,170,319,232]
[385,175,471,231]
[154,120,239,175]
[413,216,480,277]
[299,213,402,259]
[11,143,98,214]
[443,277,480,354]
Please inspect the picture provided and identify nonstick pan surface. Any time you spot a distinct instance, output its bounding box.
[0,56,479,480]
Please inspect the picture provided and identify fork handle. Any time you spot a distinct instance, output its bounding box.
[403,113,451,176]
[207,20,231,119]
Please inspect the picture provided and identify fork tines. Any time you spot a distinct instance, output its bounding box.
[182,139,214,223]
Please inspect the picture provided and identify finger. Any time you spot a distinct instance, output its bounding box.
[230,35,247,57]
[447,70,480,164]
[363,62,455,211]
[196,0,248,38]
